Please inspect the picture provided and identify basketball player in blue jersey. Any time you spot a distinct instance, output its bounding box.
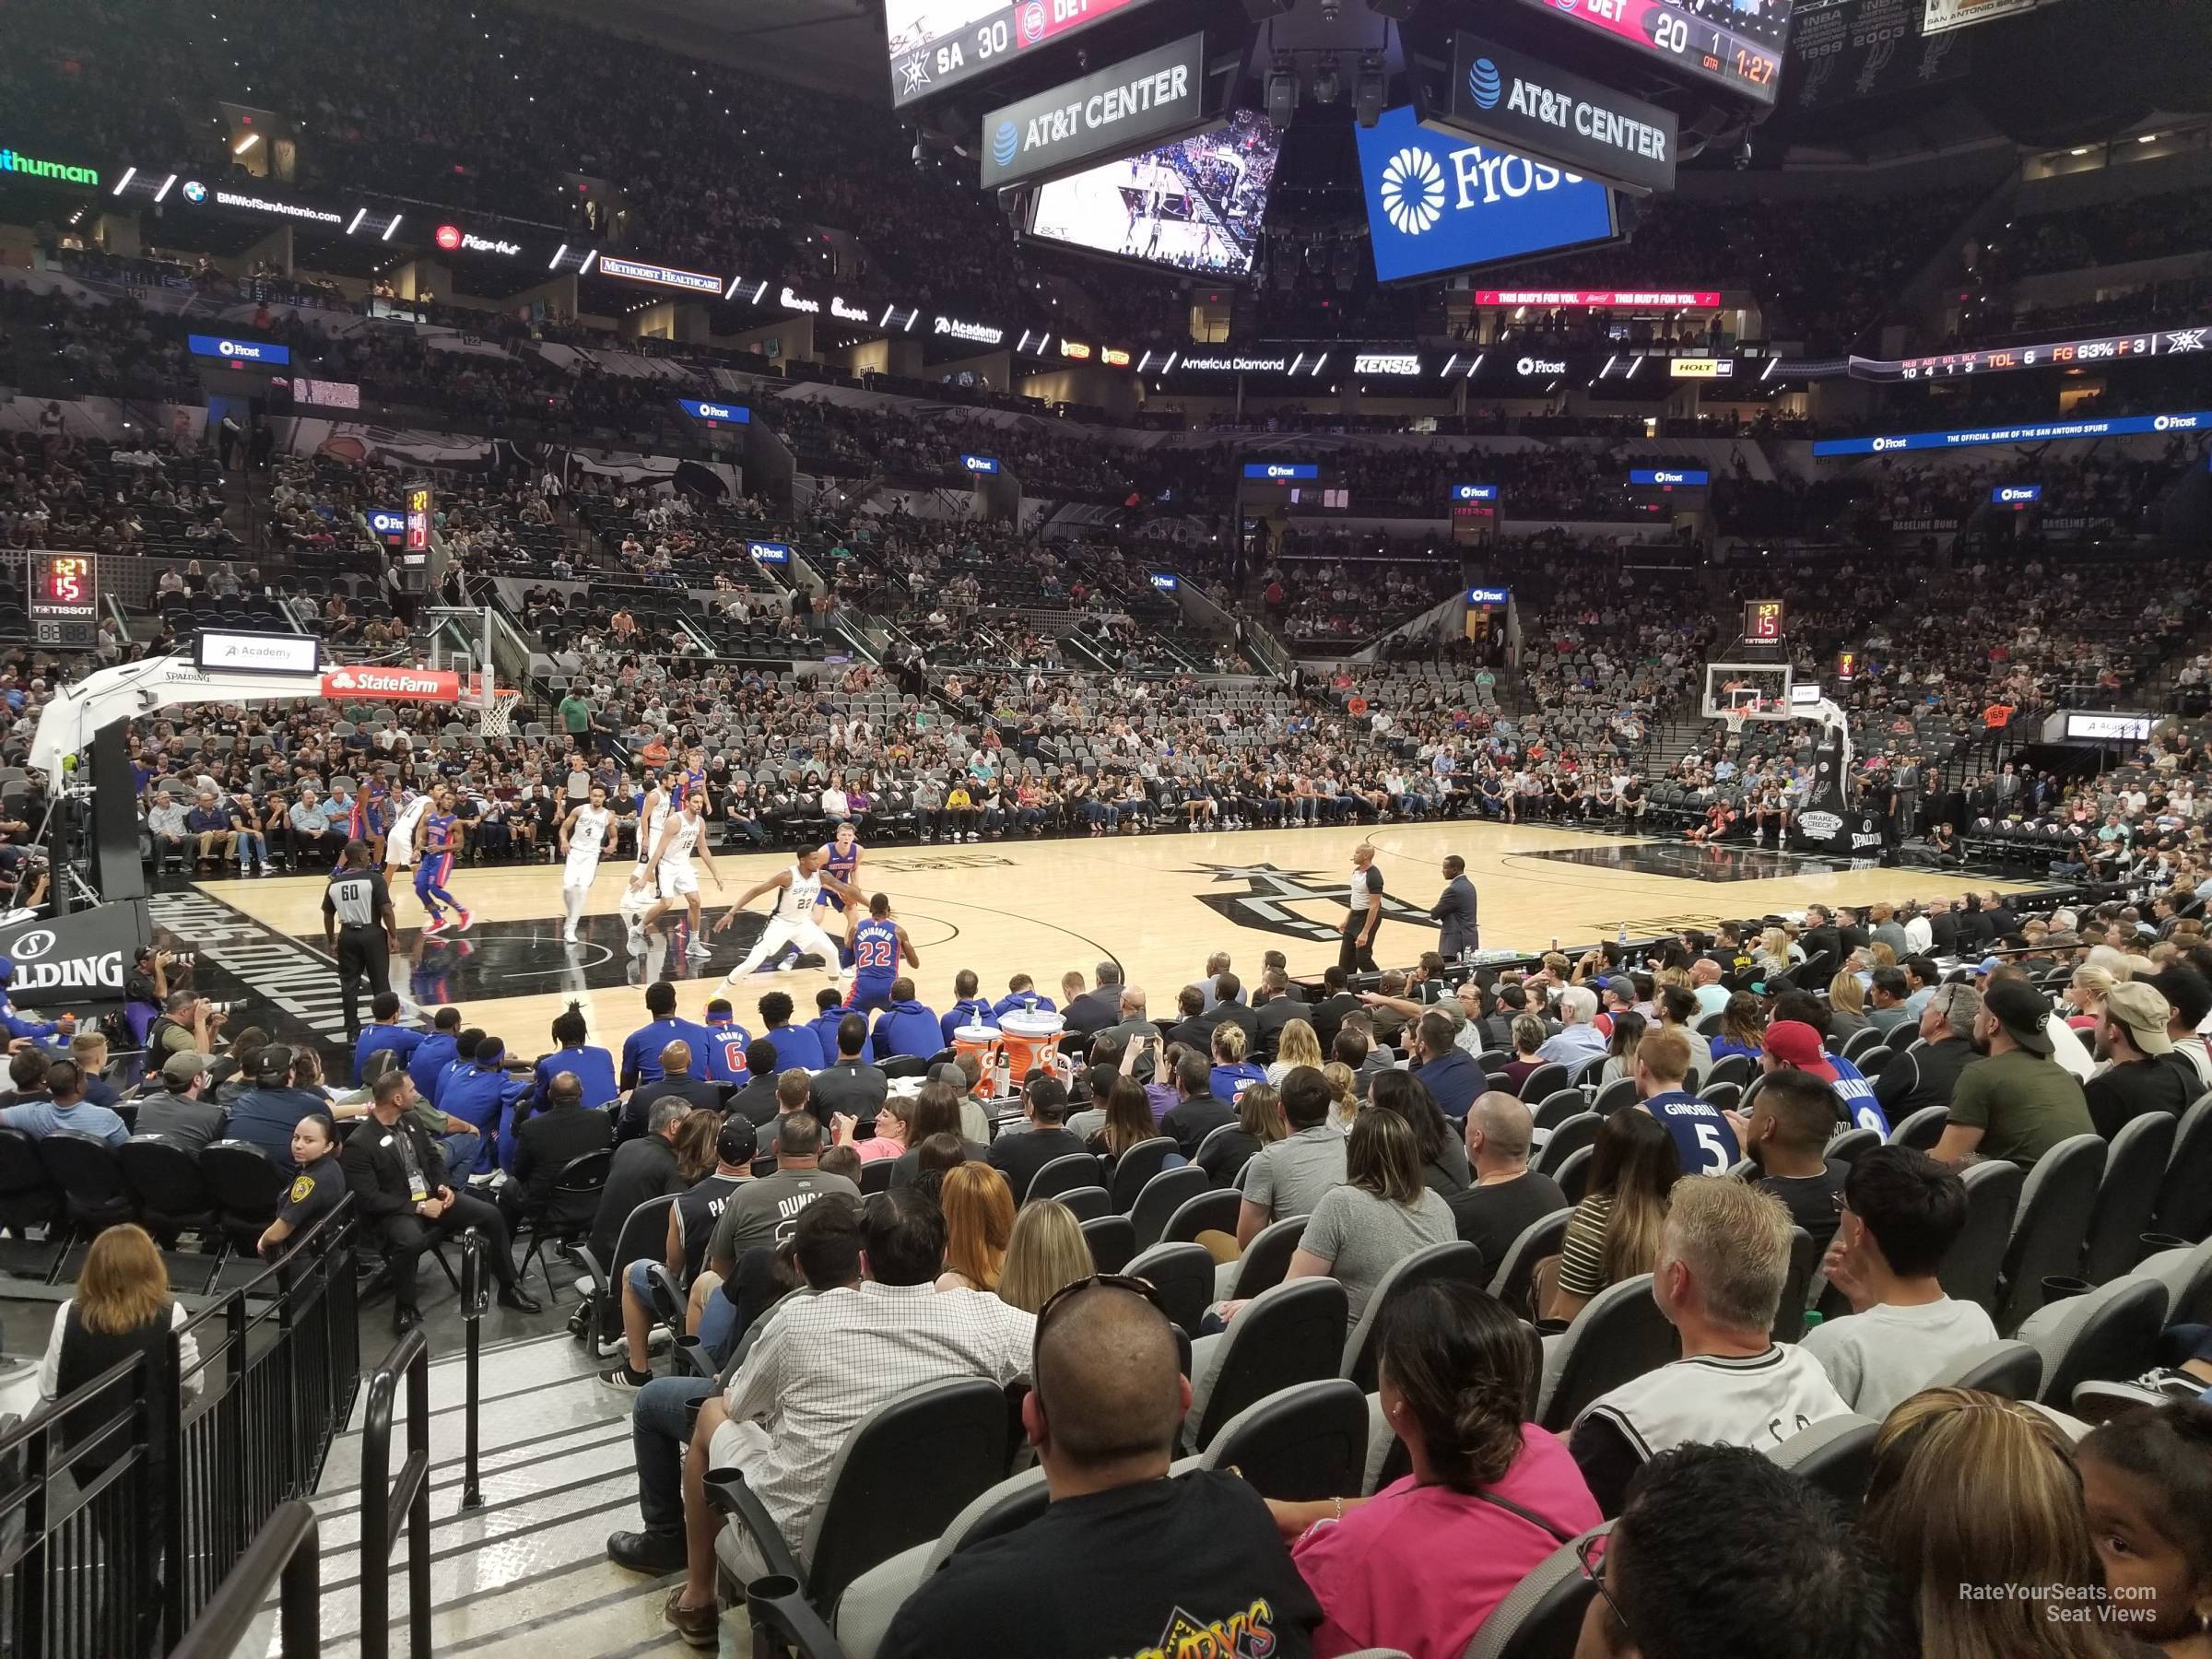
[671,747,712,816]
[777,819,865,971]
[844,892,920,1014]
[412,784,478,937]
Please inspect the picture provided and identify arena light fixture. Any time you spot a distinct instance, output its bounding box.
[111,166,135,197]
[1356,55,1388,129]
[152,173,177,203]
[381,215,402,241]
[578,249,598,276]
[347,207,367,235]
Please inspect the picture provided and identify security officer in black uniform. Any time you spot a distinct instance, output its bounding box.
[341,1069,543,1333]
[324,838,396,1045]
[256,1112,347,1257]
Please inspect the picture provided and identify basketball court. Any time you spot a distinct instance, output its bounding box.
[159,819,2033,1071]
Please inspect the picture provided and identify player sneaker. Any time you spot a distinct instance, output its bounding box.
[563,924,580,944]
[423,916,449,938]
[774,957,794,972]
[686,939,712,959]
[453,908,475,933]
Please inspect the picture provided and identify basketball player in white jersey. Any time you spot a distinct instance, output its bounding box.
[618,771,670,927]
[556,782,626,943]
[386,788,430,877]
[713,848,865,986]
[636,794,723,954]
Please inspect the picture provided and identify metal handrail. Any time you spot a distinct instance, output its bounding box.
[459,1229,488,1512]
[359,1326,432,1659]
[167,1500,323,1659]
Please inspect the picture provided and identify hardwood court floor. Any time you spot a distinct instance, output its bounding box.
[179,821,2037,1067]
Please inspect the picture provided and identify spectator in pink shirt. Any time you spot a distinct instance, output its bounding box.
[1266,1282,1601,1659]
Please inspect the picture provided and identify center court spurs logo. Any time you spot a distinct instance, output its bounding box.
[1185,862,1430,944]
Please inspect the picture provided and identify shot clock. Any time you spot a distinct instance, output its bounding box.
[1743,598,1785,645]
[28,553,99,648]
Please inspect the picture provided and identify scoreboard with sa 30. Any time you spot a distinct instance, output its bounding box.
[28,553,99,647]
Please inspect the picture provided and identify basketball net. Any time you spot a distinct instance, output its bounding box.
[1724,709,1748,740]
[478,691,521,739]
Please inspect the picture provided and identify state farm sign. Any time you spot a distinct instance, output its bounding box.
[321,666,463,703]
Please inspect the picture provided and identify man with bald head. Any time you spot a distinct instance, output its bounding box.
[1445,1092,1568,1268]
[877,1281,1320,1659]
[1098,986,1160,1082]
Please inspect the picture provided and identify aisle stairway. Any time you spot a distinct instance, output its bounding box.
[297,1331,679,1658]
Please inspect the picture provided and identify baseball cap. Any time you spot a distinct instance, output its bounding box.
[1982,979,2055,1056]
[161,1051,211,1088]
[928,1063,967,1088]
[1762,1020,1839,1084]
[1972,957,2003,979]
[1604,975,1636,1003]
[718,1114,759,1165]
[2101,981,2175,1056]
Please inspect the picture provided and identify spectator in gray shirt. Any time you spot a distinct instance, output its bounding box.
[133,1053,227,1151]
[1233,1067,1347,1249]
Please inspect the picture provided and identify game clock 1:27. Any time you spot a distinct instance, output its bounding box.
[29,553,99,647]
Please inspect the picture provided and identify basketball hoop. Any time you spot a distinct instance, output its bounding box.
[1723,708,1748,741]
[478,690,521,739]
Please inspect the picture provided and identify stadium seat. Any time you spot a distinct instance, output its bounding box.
[1079,1213,1135,1274]
[1161,1186,1241,1245]
[2152,1093,2212,1241]
[2017,1274,2170,1407]
[2083,1112,2179,1283]
[1055,1185,1111,1221]
[1925,1339,2044,1401]
[1196,1378,1369,1502]
[1025,1153,1105,1206]
[1769,1415,1880,1516]
[1888,1105,1949,1151]
[1106,1138,1177,1212]
[117,1135,215,1251]
[1531,1089,1588,1133]
[1338,1241,1487,1391]
[39,1133,135,1238]
[1127,1165,1210,1253]
[1554,1147,1596,1205]
[1464,1525,1611,1659]
[574,1194,678,1351]
[1515,1064,1571,1103]
[199,1140,292,1249]
[1823,1127,1881,1171]
[706,1376,1011,1635]
[1995,1134,2108,1335]
[0,1124,58,1240]
[514,1148,612,1299]
[1705,1053,1755,1089]
[1123,1241,1216,1338]
[1227,1215,1310,1301]
[1772,1228,1819,1344]
[835,1467,1052,1659]
[1533,1112,1600,1180]
[1940,1158,2025,1317]
[1536,1274,1679,1431]
[1189,1277,1347,1452]
[1489,1207,1573,1320]
[1590,1078,1639,1117]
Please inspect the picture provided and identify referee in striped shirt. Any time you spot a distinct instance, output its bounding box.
[324,839,397,1045]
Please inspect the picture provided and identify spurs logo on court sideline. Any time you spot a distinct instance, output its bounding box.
[1183,862,1430,944]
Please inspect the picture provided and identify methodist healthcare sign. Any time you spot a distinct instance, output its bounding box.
[980,32,1208,189]
[1427,33,1677,195]
[1815,410,2212,455]
[0,144,99,187]
[1354,105,1616,285]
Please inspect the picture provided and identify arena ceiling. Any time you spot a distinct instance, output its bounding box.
[515,0,888,100]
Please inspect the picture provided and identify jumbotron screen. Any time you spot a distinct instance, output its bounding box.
[1505,0,1794,105]
[1024,112,1280,279]
[887,0,1163,106]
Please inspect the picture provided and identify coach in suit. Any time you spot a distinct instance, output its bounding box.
[507,1071,614,1226]
[1432,856,1480,959]
[343,1069,541,1332]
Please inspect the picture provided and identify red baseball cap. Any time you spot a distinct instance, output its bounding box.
[1762,1020,1839,1084]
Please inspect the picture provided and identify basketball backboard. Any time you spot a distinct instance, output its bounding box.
[1701,662,1794,722]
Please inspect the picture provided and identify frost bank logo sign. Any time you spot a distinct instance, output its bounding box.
[1355,105,1616,284]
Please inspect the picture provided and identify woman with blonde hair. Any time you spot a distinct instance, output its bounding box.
[672,1109,724,1183]
[1754,926,1793,980]
[1209,1020,1265,1102]
[1864,1386,2140,1659]
[2066,964,2120,1030]
[1199,1080,1283,1189]
[996,1199,1093,1313]
[1828,971,1870,1041]
[1267,1018,1324,1085]
[39,1223,206,1415]
[935,1163,1014,1292]
[1322,1060,1359,1135]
